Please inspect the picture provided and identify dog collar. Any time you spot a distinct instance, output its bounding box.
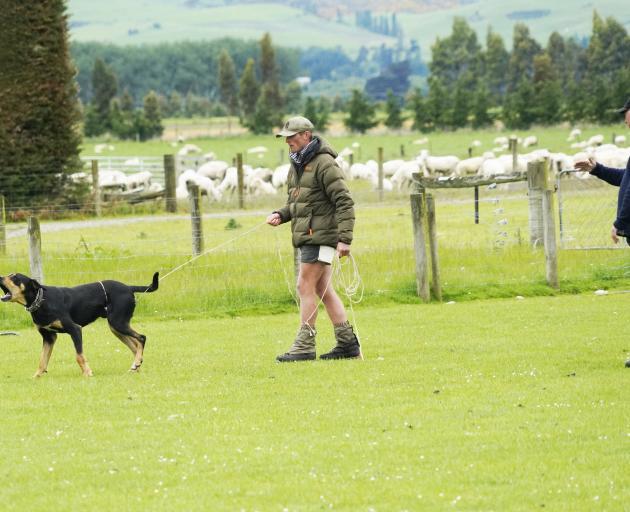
[25,288,45,313]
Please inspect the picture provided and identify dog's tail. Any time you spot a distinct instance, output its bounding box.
[130,272,159,294]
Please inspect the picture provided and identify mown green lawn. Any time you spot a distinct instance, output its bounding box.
[1,295,628,510]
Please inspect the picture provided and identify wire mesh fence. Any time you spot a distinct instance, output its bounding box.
[1,164,629,330]
[557,170,622,250]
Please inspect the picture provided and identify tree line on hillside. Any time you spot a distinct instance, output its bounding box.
[408,13,630,130]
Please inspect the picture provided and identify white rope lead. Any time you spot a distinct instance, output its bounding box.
[158,221,268,283]
[301,253,364,340]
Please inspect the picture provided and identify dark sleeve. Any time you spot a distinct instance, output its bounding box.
[614,160,630,232]
[590,162,624,187]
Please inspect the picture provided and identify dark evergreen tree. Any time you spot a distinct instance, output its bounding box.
[283,81,303,115]
[483,28,510,100]
[142,90,163,140]
[218,50,239,118]
[85,58,118,136]
[251,33,283,133]
[407,88,430,132]
[506,24,542,92]
[238,58,260,125]
[471,83,492,128]
[0,0,82,208]
[384,90,403,129]
[532,54,563,125]
[344,89,376,133]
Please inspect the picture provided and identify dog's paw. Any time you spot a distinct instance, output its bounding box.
[33,370,47,378]
[82,370,93,377]
[129,365,141,372]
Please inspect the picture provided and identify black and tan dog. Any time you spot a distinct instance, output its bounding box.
[0,272,158,377]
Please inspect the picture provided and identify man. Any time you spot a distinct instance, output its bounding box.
[575,96,630,368]
[266,116,361,362]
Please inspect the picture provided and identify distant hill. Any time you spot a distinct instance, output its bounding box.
[68,0,630,57]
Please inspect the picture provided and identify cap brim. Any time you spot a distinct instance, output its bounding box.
[275,130,298,138]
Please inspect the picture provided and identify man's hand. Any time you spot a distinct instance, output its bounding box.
[574,157,597,173]
[266,212,281,226]
[611,225,619,244]
[336,241,351,258]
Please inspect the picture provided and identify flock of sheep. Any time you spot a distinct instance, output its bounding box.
[79,129,630,201]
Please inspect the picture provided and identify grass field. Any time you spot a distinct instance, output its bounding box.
[3,122,630,508]
[1,295,629,509]
[87,117,625,168]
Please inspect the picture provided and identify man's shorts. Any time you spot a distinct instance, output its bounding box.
[299,244,335,265]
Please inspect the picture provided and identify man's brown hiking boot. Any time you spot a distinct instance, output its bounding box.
[320,321,361,360]
[276,324,316,362]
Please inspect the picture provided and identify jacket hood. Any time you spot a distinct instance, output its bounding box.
[315,137,338,159]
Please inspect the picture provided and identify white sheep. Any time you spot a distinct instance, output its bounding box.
[567,128,581,142]
[587,134,604,146]
[272,164,290,188]
[390,161,422,190]
[478,158,508,179]
[455,156,485,177]
[177,143,202,156]
[419,153,460,177]
[350,163,375,181]
[99,170,128,191]
[197,160,228,180]
[522,135,538,148]
[126,171,152,191]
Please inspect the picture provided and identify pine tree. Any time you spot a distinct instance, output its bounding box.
[218,50,238,120]
[238,58,260,124]
[471,83,491,128]
[0,0,82,208]
[143,90,163,140]
[384,90,403,129]
[483,28,510,100]
[259,33,278,84]
[252,33,283,132]
[407,88,430,132]
[532,54,563,125]
[344,89,376,133]
[86,58,118,136]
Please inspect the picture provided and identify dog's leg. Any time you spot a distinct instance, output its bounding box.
[109,323,145,372]
[109,325,138,355]
[34,329,57,378]
[65,322,93,377]
[109,325,146,372]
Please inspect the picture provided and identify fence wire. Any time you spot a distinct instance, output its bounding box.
[557,170,622,250]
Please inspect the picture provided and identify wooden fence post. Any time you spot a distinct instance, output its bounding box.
[0,195,6,256]
[28,216,43,283]
[509,136,518,173]
[187,182,203,256]
[474,186,479,224]
[236,153,244,209]
[377,147,384,202]
[91,159,101,217]
[426,194,442,301]
[527,159,545,247]
[541,159,559,288]
[410,192,430,302]
[164,154,177,213]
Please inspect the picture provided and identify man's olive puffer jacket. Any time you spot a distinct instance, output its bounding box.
[275,137,355,248]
